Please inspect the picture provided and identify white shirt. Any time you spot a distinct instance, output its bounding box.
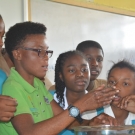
[54,88,88,110]
[82,105,135,125]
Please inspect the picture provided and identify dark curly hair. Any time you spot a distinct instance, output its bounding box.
[76,40,104,56]
[5,21,47,62]
[55,50,88,108]
[107,60,135,79]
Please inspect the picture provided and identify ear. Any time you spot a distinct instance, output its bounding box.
[59,72,63,82]
[12,50,22,61]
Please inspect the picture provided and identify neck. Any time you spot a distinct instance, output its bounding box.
[15,64,34,86]
[87,80,95,91]
[111,105,129,125]
[66,89,86,105]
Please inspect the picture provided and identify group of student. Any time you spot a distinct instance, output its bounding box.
[0,14,135,135]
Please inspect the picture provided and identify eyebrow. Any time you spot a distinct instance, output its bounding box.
[67,64,88,67]
[109,76,131,80]
[37,45,49,49]
[85,54,103,57]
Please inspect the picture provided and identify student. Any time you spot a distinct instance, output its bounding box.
[52,50,118,135]
[0,21,118,135]
[0,14,17,122]
[82,60,135,125]
[76,40,106,91]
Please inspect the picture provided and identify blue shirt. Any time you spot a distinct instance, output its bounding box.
[0,69,7,94]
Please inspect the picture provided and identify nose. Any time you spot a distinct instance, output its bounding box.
[42,54,49,62]
[91,58,98,67]
[76,70,83,77]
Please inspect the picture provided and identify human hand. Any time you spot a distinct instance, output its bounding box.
[78,84,119,112]
[89,113,119,126]
[0,95,17,122]
[117,95,135,113]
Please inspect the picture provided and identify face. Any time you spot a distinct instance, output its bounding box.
[13,34,49,79]
[83,47,103,81]
[108,67,135,107]
[60,55,90,93]
[0,18,5,51]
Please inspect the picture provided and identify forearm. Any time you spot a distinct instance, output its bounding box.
[12,110,76,135]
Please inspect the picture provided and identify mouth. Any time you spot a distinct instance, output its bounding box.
[113,95,121,101]
[42,65,48,71]
[75,80,87,86]
[91,70,99,75]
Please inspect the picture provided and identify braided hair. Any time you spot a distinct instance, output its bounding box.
[55,50,87,108]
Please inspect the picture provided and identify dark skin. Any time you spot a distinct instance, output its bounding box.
[82,47,104,91]
[10,34,119,135]
[108,67,135,125]
[0,18,17,122]
[59,55,118,127]
[59,55,90,106]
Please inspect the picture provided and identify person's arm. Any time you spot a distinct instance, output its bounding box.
[0,95,17,122]
[11,85,119,135]
[117,95,135,113]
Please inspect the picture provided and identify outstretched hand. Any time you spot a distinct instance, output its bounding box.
[89,113,119,126]
[78,84,119,112]
[117,95,135,113]
[0,95,17,122]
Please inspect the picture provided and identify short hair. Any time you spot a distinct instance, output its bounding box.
[5,21,47,62]
[76,40,104,56]
[55,50,88,108]
[107,60,135,79]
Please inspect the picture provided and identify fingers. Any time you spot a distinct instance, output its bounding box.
[0,111,15,122]
[118,95,135,109]
[97,113,118,126]
[94,88,119,107]
[0,96,17,122]
[0,96,18,106]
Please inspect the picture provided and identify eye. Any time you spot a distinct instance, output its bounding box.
[81,67,88,72]
[97,57,103,62]
[108,80,116,85]
[69,69,75,73]
[87,57,92,61]
[123,82,129,86]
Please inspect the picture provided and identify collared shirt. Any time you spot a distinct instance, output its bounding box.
[54,88,88,110]
[0,68,53,135]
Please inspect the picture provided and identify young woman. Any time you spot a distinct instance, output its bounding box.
[82,60,135,125]
[52,50,119,135]
[76,40,106,91]
[0,21,118,135]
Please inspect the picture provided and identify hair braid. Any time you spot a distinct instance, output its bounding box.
[55,50,87,108]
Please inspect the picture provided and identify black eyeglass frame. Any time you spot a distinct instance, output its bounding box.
[16,46,53,58]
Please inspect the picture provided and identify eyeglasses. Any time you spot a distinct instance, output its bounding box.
[17,46,53,58]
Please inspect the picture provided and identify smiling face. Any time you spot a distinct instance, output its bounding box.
[108,67,135,107]
[83,47,103,81]
[60,55,90,93]
[0,18,5,51]
[13,34,49,79]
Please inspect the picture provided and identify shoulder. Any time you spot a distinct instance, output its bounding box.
[95,79,107,86]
